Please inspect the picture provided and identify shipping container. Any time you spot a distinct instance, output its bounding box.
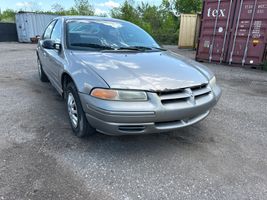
[196,0,236,63]
[15,12,58,43]
[0,23,18,42]
[194,14,202,49]
[227,0,267,65]
[178,14,201,49]
[196,0,267,66]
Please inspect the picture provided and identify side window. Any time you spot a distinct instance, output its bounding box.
[51,20,62,43]
[43,20,56,40]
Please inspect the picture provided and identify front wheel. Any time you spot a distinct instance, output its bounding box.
[66,82,96,137]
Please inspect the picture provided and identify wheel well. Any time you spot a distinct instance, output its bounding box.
[61,73,74,98]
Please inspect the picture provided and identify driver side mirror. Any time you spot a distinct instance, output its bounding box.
[42,39,62,51]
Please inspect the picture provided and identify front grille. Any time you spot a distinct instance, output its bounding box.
[157,84,211,105]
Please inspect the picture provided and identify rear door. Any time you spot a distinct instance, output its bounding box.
[39,19,65,93]
[38,20,56,78]
[47,19,64,91]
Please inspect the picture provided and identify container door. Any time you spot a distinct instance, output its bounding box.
[15,15,22,42]
[196,0,236,63]
[178,14,197,48]
[23,14,32,42]
[15,14,28,42]
[27,13,35,39]
[227,0,267,66]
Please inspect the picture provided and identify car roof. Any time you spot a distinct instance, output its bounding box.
[55,16,126,23]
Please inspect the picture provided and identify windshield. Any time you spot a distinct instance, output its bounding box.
[66,19,160,51]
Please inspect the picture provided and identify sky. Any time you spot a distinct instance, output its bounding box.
[0,0,162,15]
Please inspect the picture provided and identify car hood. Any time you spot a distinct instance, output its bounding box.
[71,51,209,91]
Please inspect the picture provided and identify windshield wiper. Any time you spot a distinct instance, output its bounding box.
[71,43,115,50]
[115,46,146,51]
[118,46,167,51]
[151,47,167,51]
[99,45,167,52]
[130,46,153,50]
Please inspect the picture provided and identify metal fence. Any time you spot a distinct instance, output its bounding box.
[0,23,18,42]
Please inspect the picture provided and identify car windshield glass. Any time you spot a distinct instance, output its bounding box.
[66,19,161,51]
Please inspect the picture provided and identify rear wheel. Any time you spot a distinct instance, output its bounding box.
[37,58,49,82]
[66,82,96,137]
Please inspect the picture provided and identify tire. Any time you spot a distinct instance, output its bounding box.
[66,82,95,137]
[37,58,49,82]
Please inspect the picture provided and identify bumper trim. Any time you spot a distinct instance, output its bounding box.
[155,111,209,130]
[86,104,155,116]
[85,110,210,135]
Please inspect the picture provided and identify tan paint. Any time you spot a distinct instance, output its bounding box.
[178,14,201,49]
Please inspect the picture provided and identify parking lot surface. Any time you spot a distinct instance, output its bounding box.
[0,42,267,200]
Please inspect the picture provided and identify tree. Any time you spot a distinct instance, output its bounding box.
[66,7,79,15]
[137,3,161,34]
[111,0,179,45]
[74,0,94,15]
[0,0,182,44]
[51,3,65,14]
[111,0,141,26]
[0,9,16,22]
[162,0,202,15]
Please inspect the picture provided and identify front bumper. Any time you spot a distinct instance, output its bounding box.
[79,85,221,135]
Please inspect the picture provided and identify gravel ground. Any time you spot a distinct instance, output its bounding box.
[0,42,266,200]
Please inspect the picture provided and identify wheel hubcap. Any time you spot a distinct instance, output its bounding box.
[67,93,78,128]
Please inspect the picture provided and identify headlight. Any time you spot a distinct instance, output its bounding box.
[90,88,148,101]
[209,76,216,88]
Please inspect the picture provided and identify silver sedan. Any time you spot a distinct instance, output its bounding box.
[37,16,221,137]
